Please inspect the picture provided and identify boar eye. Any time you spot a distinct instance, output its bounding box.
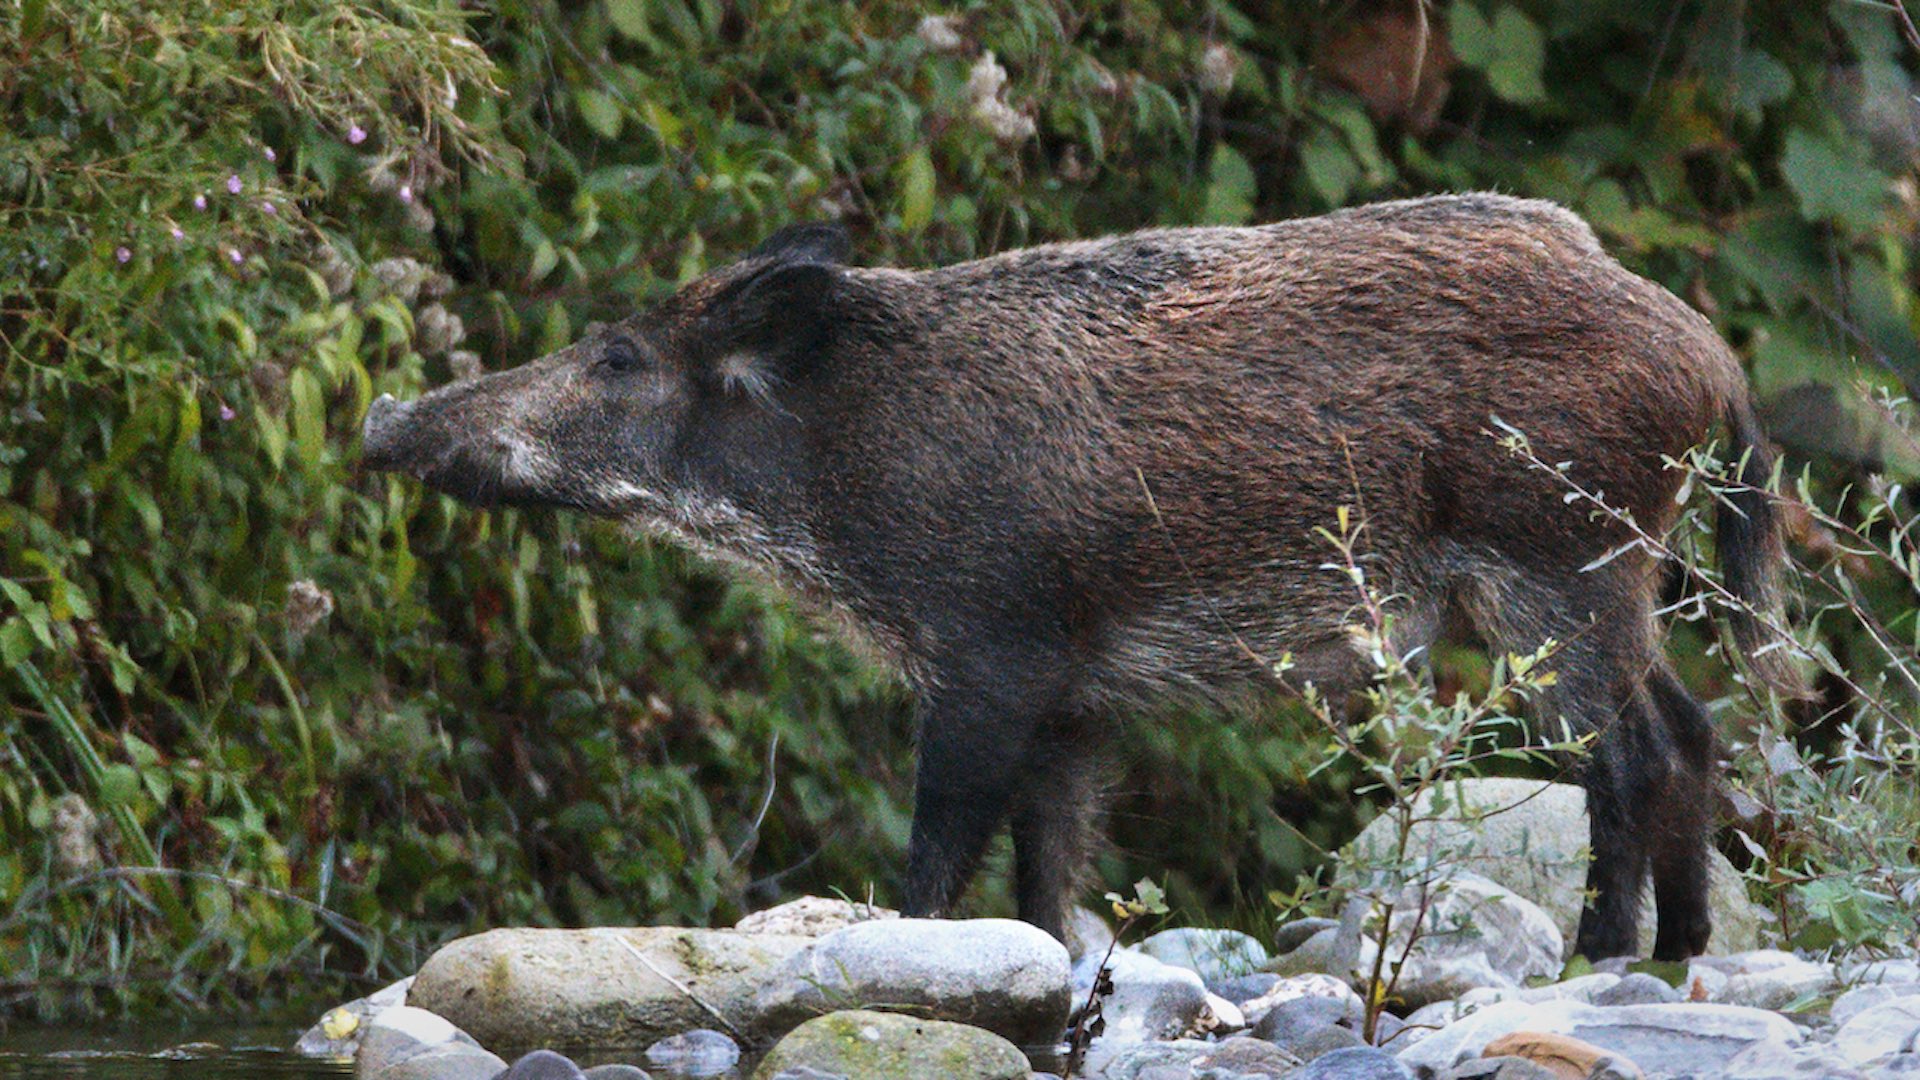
[601,338,648,374]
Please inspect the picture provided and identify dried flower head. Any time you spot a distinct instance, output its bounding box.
[49,793,101,878]
[448,350,484,382]
[286,579,335,639]
[916,14,965,52]
[967,53,1036,144]
[1200,42,1239,96]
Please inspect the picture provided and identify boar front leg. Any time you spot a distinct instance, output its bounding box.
[1009,719,1105,943]
[901,657,1065,923]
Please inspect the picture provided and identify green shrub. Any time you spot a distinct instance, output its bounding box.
[3,0,1916,1016]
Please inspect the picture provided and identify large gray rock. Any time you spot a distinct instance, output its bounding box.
[296,976,414,1058]
[1342,779,1769,957]
[733,895,898,936]
[353,1005,505,1080]
[1352,872,1563,1008]
[1137,927,1270,984]
[748,917,1070,1047]
[1833,995,1920,1065]
[752,1010,1027,1080]
[409,927,810,1049]
[1394,999,1801,1075]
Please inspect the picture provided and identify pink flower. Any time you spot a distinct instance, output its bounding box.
[194,194,208,210]
[219,403,237,422]
[228,248,244,265]
[170,226,184,240]
[348,124,367,145]
[262,201,276,215]
[398,184,413,204]
[116,246,131,263]
[263,147,277,163]
[226,174,242,195]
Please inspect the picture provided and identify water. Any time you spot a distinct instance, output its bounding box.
[0,1020,349,1079]
[0,1020,762,1079]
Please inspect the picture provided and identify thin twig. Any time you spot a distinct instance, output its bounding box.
[616,935,748,1041]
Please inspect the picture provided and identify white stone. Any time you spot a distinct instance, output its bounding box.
[1834,996,1920,1065]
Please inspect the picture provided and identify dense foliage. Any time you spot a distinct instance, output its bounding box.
[2,0,1916,1016]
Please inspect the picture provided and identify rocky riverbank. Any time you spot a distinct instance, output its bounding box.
[296,781,1920,1080]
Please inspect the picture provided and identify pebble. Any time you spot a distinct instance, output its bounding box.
[296,976,416,1059]
[497,1050,585,1080]
[1289,1045,1416,1079]
[352,1005,505,1080]
[1446,1058,1563,1080]
[1274,917,1341,956]
[1592,973,1682,1007]
[641,1029,738,1076]
[1481,1030,1641,1079]
[579,1066,651,1080]
[1833,996,1920,1065]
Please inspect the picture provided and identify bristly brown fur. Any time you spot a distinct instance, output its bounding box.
[362,194,1796,960]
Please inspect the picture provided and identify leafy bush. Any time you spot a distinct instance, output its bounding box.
[3,0,1917,1017]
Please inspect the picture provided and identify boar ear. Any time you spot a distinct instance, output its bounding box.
[706,249,842,401]
[750,221,850,265]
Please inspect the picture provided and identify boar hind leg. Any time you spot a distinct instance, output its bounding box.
[1009,721,1106,942]
[1646,663,1715,960]
[1465,572,1659,959]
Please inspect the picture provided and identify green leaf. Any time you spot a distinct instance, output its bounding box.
[1299,127,1359,207]
[289,367,325,471]
[575,88,623,140]
[1203,143,1256,225]
[606,0,654,45]
[1450,3,1546,104]
[898,147,936,232]
[1779,128,1887,230]
[1448,2,1494,68]
[99,763,140,807]
[1732,49,1793,113]
[1486,7,1547,103]
[0,619,31,666]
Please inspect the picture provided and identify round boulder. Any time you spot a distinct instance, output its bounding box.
[752,1010,1027,1080]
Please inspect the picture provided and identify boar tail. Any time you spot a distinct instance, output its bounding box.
[1717,395,1807,701]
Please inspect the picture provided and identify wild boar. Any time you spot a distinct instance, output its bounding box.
[360,194,1796,960]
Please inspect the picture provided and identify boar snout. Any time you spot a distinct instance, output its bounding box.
[359,393,418,472]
